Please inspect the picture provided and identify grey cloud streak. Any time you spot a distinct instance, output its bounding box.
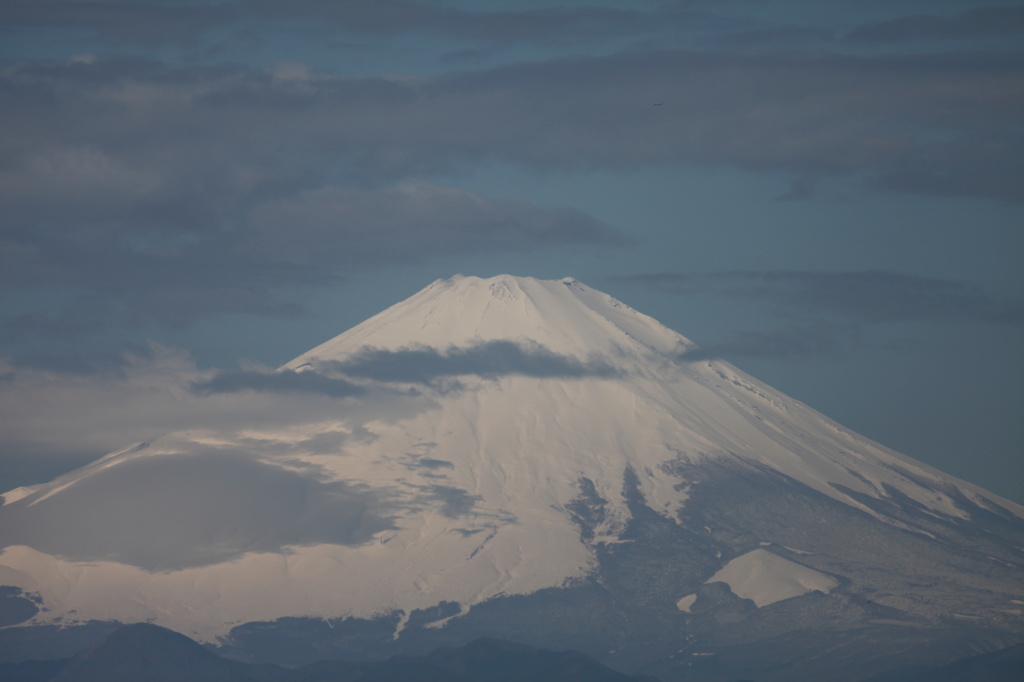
[846,7,1024,44]
[185,340,621,399]
[6,1,1021,52]
[0,57,626,332]
[619,270,1022,362]
[242,182,626,268]
[326,340,621,384]
[4,50,1020,196]
[0,76,619,331]
[621,270,1024,326]
[0,344,426,490]
[190,368,366,398]
[253,0,646,44]
[675,325,843,363]
[0,1,237,44]
[1,0,676,48]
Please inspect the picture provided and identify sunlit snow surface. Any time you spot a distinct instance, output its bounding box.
[676,549,839,611]
[1,275,1021,641]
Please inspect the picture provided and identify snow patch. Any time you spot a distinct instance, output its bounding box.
[676,594,698,612]
[706,549,838,608]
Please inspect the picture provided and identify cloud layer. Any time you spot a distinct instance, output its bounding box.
[0,339,617,491]
[624,270,1024,325]
[330,340,621,384]
[191,368,366,398]
[0,344,392,489]
[2,43,1018,333]
[2,1,1022,507]
[621,270,1023,361]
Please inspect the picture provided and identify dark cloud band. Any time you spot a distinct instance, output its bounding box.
[190,369,366,398]
[619,270,1023,326]
[619,269,1022,362]
[1,45,1020,336]
[328,340,621,384]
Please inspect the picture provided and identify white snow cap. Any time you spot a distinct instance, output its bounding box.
[285,274,696,369]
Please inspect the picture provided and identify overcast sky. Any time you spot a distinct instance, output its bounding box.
[1,0,1022,502]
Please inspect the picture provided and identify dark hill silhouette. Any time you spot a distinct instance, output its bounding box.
[309,637,656,682]
[3,620,1018,682]
[864,640,1024,682]
[49,623,289,682]
[37,623,654,682]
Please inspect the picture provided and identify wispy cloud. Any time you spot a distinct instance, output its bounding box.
[4,49,1019,203]
[327,340,621,384]
[252,0,649,45]
[620,269,1022,361]
[17,1,1021,55]
[620,270,1024,325]
[0,338,622,492]
[1,1,714,49]
[191,368,366,398]
[0,344,419,489]
[0,0,237,44]
[241,181,625,269]
[846,7,1024,44]
[2,47,1018,336]
[2,10,1021,354]
[674,325,844,362]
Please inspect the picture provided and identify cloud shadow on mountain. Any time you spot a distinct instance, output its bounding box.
[0,452,396,571]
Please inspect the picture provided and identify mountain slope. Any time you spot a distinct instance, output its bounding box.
[1,275,1021,680]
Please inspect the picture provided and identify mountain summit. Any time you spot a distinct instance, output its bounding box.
[286,274,695,363]
[1,275,1022,681]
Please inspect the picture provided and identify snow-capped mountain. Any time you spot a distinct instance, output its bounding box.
[1,275,1022,681]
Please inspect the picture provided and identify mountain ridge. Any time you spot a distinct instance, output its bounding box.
[285,275,695,367]
[3,623,653,682]
[1,274,1021,680]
